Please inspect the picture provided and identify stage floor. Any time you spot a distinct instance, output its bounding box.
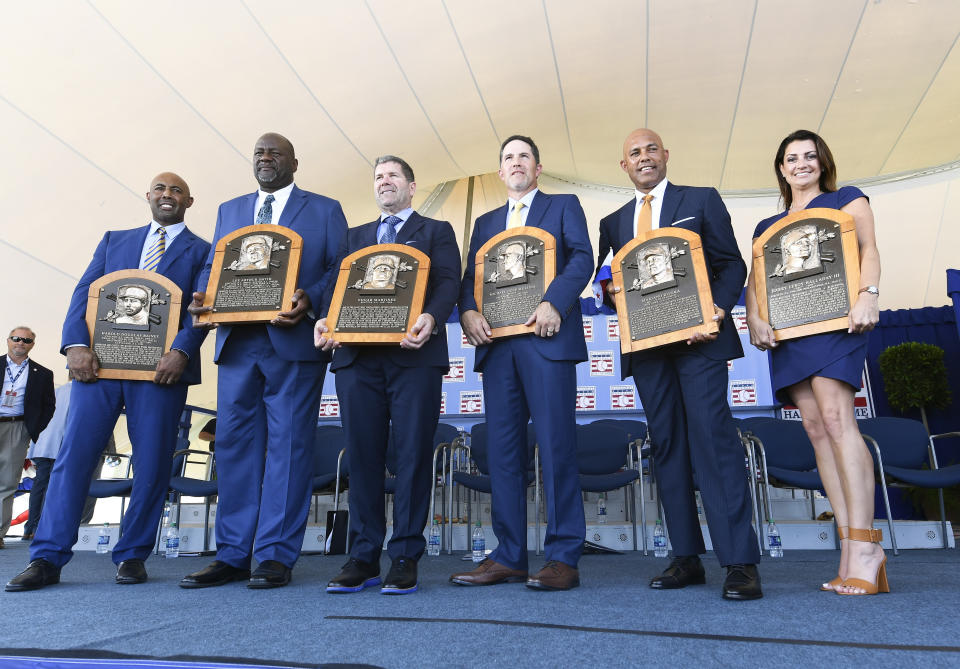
[1,540,959,668]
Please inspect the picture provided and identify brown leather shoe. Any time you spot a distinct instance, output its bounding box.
[526,560,580,591]
[449,558,527,586]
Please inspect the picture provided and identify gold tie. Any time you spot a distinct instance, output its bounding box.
[507,201,526,229]
[142,227,166,271]
[636,194,654,234]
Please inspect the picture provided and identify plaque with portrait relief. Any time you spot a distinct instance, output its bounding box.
[326,243,430,344]
[611,228,718,353]
[84,269,181,381]
[752,208,859,341]
[198,224,302,324]
[474,227,557,338]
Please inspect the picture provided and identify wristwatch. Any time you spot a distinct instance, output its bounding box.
[858,285,879,296]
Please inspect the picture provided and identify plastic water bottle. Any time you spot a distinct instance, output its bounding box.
[165,522,180,559]
[471,521,485,562]
[96,523,110,554]
[653,519,668,558]
[767,519,783,558]
[427,518,441,556]
[597,494,607,524]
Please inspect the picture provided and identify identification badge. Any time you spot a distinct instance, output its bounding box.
[1,390,16,408]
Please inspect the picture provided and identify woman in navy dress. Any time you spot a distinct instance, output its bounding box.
[746,130,884,595]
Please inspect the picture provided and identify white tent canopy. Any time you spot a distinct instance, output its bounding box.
[3,0,959,410]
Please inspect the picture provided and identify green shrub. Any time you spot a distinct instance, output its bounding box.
[877,342,952,413]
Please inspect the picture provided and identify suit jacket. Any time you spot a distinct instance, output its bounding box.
[329,212,461,371]
[2,355,55,442]
[460,191,594,371]
[61,224,211,385]
[596,183,746,376]
[201,185,349,363]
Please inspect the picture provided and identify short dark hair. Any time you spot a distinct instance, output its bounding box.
[773,129,838,210]
[374,155,415,182]
[499,135,540,165]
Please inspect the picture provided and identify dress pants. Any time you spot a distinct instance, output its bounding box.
[213,326,325,569]
[30,379,187,567]
[0,421,30,538]
[336,354,442,563]
[632,350,760,566]
[482,336,584,570]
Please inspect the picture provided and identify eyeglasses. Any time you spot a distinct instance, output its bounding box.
[9,336,34,344]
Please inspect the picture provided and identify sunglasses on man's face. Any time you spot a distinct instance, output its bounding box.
[9,336,34,344]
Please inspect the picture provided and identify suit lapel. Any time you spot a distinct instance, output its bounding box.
[524,191,549,230]
[617,200,634,247]
[658,183,682,229]
[156,228,195,273]
[278,186,307,228]
[122,225,151,269]
[395,212,425,244]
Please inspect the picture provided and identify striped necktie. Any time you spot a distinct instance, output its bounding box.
[379,215,401,244]
[142,227,167,271]
[256,194,275,225]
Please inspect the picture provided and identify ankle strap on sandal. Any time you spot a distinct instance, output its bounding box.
[837,526,848,540]
[846,527,882,543]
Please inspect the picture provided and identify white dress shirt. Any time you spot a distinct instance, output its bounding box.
[253,182,296,225]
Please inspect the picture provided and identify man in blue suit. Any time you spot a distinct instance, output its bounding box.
[6,172,209,591]
[596,128,761,600]
[183,133,348,589]
[450,136,592,591]
[316,155,460,595]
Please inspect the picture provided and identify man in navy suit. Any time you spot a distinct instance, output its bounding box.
[316,155,460,595]
[184,133,348,589]
[0,327,55,549]
[7,172,209,591]
[450,136,592,591]
[596,129,761,600]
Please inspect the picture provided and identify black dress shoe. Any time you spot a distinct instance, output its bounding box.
[179,560,251,589]
[381,557,418,595]
[6,559,61,592]
[723,564,762,600]
[248,560,292,589]
[649,555,706,589]
[115,559,147,585]
[327,557,381,593]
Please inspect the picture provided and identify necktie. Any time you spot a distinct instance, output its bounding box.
[256,194,275,225]
[142,227,166,271]
[507,201,526,229]
[636,194,654,234]
[379,215,401,244]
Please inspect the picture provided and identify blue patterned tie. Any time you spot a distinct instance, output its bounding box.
[142,227,166,271]
[256,194,275,225]
[379,215,401,244]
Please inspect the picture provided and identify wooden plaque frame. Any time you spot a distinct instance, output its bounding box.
[198,224,302,324]
[611,227,718,353]
[326,243,430,344]
[84,269,181,381]
[752,208,859,341]
[474,226,557,338]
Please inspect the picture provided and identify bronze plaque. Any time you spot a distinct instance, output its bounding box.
[326,243,430,344]
[611,228,718,353]
[752,208,860,341]
[84,269,181,381]
[198,224,302,324]
[474,227,557,338]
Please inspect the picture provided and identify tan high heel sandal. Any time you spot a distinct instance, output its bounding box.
[836,527,889,595]
[820,526,848,591]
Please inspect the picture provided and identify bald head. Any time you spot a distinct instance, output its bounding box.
[146,172,193,225]
[254,133,298,192]
[620,128,669,193]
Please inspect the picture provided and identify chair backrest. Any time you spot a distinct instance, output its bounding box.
[734,416,778,436]
[747,419,818,471]
[575,423,631,475]
[591,418,648,444]
[434,422,461,449]
[858,417,930,469]
[314,425,349,477]
[468,423,490,475]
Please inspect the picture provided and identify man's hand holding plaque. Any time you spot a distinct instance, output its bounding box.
[473,226,557,338]
[610,228,719,353]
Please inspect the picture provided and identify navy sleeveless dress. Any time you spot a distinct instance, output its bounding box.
[752,186,870,403]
